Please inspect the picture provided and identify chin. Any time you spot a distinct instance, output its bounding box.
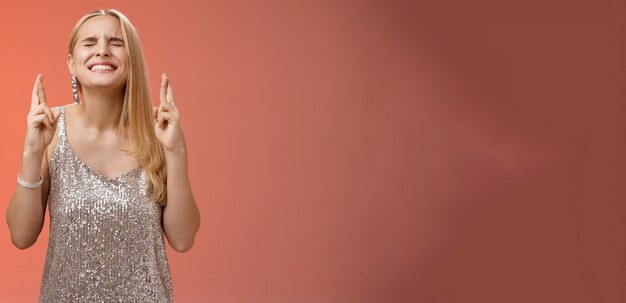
[83,81,127,91]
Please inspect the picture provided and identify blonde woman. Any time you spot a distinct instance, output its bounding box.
[6,9,200,302]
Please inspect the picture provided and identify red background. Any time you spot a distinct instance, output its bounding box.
[1,0,625,302]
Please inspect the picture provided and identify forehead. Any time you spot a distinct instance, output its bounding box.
[77,15,122,38]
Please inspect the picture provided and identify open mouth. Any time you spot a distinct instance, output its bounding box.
[88,62,118,72]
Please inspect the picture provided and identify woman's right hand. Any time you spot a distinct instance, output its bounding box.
[24,74,61,156]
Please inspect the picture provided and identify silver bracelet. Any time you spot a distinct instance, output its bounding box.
[17,173,43,189]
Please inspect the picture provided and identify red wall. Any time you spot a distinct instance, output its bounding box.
[1,0,625,302]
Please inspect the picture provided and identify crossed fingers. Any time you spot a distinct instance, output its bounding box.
[30,74,55,129]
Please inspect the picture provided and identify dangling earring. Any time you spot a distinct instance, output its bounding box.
[72,74,80,104]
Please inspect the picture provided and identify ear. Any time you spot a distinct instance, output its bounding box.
[67,54,75,75]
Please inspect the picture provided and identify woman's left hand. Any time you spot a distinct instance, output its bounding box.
[154,73,185,153]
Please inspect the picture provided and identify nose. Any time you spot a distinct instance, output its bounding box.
[95,43,110,56]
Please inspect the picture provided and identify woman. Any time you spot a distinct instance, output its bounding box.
[5,9,200,302]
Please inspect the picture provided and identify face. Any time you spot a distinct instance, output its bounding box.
[67,15,128,93]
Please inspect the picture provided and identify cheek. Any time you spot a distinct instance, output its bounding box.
[114,49,129,62]
[119,58,129,69]
[72,52,88,68]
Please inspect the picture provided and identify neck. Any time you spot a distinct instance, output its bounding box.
[78,88,125,132]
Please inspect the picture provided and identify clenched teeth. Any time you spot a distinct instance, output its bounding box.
[90,65,116,72]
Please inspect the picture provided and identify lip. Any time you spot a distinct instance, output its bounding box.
[87,61,118,70]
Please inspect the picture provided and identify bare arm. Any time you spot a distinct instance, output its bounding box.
[154,73,200,253]
[162,136,200,253]
[7,150,49,249]
[6,74,61,249]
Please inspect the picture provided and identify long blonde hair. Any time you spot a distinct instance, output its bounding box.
[68,9,167,206]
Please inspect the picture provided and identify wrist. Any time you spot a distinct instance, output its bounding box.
[164,146,187,160]
[23,149,44,161]
[20,151,44,183]
[164,145,188,170]
[17,173,43,189]
[163,139,186,154]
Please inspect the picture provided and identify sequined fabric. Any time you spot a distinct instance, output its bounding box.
[39,105,173,302]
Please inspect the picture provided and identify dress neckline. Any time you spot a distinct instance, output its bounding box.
[58,105,141,182]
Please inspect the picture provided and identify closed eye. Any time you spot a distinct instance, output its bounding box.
[79,37,124,47]
[110,38,124,46]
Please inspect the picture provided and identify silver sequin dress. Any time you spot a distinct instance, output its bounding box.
[39,106,173,302]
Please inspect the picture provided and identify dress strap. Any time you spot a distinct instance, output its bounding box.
[56,106,66,141]
[47,106,67,176]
